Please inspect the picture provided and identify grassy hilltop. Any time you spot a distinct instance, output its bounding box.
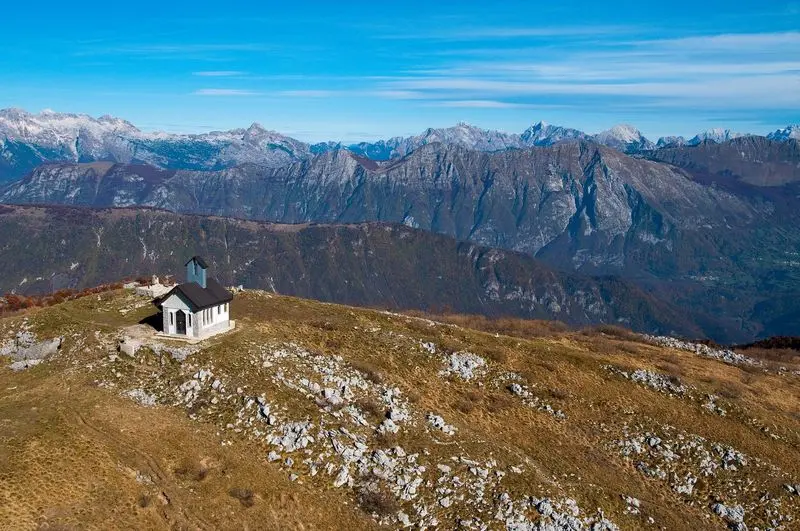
[0,289,798,530]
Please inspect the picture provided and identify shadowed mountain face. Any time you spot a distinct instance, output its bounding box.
[0,204,704,338]
[1,140,798,342]
[645,136,800,188]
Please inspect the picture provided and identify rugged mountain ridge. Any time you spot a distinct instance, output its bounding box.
[2,139,799,341]
[2,108,797,182]
[0,204,703,337]
[0,109,310,182]
[0,141,783,280]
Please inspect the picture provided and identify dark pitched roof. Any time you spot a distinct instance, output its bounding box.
[185,255,209,268]
[156,277,233,311]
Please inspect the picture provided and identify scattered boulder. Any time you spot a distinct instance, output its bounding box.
[426,413,457,436]
[119,337,140,357]
[3,330,62,370]
[712,502,746,530]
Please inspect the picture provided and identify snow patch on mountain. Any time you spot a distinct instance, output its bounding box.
[767,125,800,142]
[687,128,747,146]
[592,124,655,153]
[520,121,588,146]
[656,136,687,148]
[0,108,311,172]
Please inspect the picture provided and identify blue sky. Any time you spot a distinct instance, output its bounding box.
[2,1,799,142]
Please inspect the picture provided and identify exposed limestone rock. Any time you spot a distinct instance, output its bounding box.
[645,336,759,366]
[2,327,62,370]
[125,388,157,407]
[426,413,457,436]
[439,351,486,380]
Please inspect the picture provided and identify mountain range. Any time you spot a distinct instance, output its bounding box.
[1,108,798,183]
[1,108,799,343]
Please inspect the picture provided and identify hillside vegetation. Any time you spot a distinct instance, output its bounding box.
[1,289,798,530]
[0,205,703,339]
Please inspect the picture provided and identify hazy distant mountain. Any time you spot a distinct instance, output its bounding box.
[591,124,655,153]
[767,124,800,142]
[1,108,798,184]
[687,128,747,146]
[656,136,687,148]
[647,135,800,187]
[520,121,588,146]
[0,108,310,182]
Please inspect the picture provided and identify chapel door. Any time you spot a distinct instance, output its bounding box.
[176,310,187,335]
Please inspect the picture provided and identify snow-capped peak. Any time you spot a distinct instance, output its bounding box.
[767,124,800,142]
[0,107,311,171]
[391,123,522,155]
[656,136,687,148]
[592,124,654,152]
[520,121,587,146]
[687,128,745,145]
[600,124,644,143]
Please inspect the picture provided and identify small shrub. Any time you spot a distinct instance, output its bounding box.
[358,484,398,516]
[656,361,684,379]
[351,360,384,384]
[485,393,513,414]
[454,397,475,414]
[374,430,398,447]
[716,381,745,400]
[464,389,482,403]
[174,460,208,482]
[405,388,422,403]
[356,397,386,420]
[137,494,151,508]
[228,487,255,508]
[309,318,337,331]
[482,348,508,364]
[548,388,569,401]
[618,344,641,355]
[582,325,645,343]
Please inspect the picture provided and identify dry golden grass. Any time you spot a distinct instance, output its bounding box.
[0,296,376,530]
[1,290,798,530]
[402,310,570,339]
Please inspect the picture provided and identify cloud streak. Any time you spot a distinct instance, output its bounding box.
[434,100,539,109]
[380,25,636,41]
[193,71,247,77]
[192,89,259,96]
[359,31,800,111]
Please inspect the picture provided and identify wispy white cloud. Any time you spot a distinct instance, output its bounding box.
[640,31,800,51]
[192,88,259,96]
[435,100,536,109]
[280,90,336,97]
[193,70,246,77]
[75,43,270,57]
[380,75,800,108]
[380,25,636,41]
[363,30,800,111]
